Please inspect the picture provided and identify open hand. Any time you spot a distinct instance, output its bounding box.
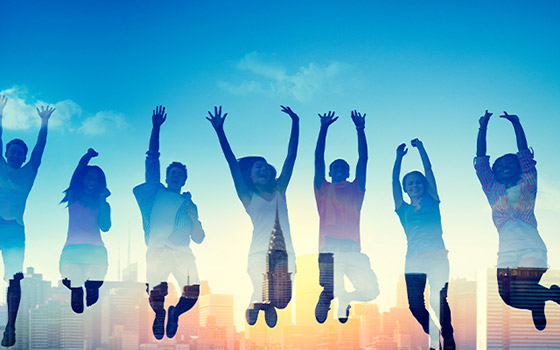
[152,105,167,127]
[500,111,519,123]
[318,111,338,127]
[37,105,56,121]
[281,105,299,121]
[396,143,408,158]
[351,110,365,129]
[206,106,228,131]
[479,110,492,128]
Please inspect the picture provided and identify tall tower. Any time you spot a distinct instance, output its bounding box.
[262,206,292,309]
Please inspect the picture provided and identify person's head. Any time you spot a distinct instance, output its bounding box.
[238,156,277,192]
[492,154,521,186]
[166,162,187,193]
[62,165,108,207]
[402,171,428,200]
[5,139,28,169]
[329,159,350,183]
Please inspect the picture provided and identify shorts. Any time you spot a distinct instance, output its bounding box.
[146,245,199,287]
[59,244,108,284]
[0,223,25,280]
[497,248,548,268]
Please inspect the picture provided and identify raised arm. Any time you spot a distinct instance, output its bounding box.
[277,105,299,193]
[500,111,528,151]
[0,95,7,159]
[351,110,367,191]
[411,138,438,200]
[70,148,98,188]
[477,110,492,157]
[145,106,166,183]
[315,111,338,190]
[29,105,55,171]
[206,106,252,207]
[392,143,407,210]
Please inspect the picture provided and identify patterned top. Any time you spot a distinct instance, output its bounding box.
[474,149,537,232]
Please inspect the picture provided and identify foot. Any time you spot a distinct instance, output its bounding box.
[264,306,278,328]
[153,307,166,340]
[166,305,179,339]
[12,273,23,282]
[338,304,350,324]
[149,283,168,340]
[1,326,15,347]
[531,304,547,331]
[443,335,456,350]
[84,280,103,307]
[551,285,560,304]
[62,278,72,290]
[245,303,260,326]
[70,287,84,314]
[315,290,333,324]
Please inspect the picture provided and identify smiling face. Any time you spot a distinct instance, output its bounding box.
[492,154,521,186]
[329,159,350,183]
[250,160,273,186]
[166,164,187,193]
[5,143,27,169]
[403,172,427,200]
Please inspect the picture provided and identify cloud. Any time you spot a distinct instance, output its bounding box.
[219,52,346,102]
[78,111,127,135]
[0,85,126,134]
[537,177,560,213]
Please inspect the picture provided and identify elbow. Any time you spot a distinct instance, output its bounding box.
[100,222,111,232]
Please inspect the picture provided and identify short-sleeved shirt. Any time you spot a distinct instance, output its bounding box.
[0,160,38,226]
[315,179,365,250]
[396,194,446,259]
[64,202,104,247]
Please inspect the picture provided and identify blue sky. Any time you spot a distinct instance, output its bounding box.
[2,0,560,326]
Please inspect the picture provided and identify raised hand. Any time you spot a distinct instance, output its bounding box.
[281,105,299,121]
[410,138,423,148]
[351,110,365,129]
[500,111,519,123]
[479,110,492,128]
[87,148,99,158]
[318,111,338,127]
[37,105,55,121]
[0,95,7,114]
[152,105,167,127]
[206,106,228,131]
[396,143,408,158]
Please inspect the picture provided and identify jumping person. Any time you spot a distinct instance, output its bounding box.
[0,95,54,347]
[60,148,110,314]
[134,106,205,340]
[313,110,379,324]
[393,139,455,350]
[207,105,298,328]
[475,110,560,330]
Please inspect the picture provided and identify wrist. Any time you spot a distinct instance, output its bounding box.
[356,126,365,130]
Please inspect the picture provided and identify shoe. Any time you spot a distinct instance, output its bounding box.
[245,303,260,326]
[338,304,350,324]
[531,304,547,331]
[166,305,179,339]
[264,306,278,328]
[1,326,15,347]
[443,335,456,350]
[551,285,560,304]
[85,280,103,307]
[153,308,166,340]
[315,290,333,324]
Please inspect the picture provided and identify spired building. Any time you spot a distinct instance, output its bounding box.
[262,206,292,309]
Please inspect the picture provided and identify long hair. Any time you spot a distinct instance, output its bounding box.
[61,165,108,209]
[238,156,277,193]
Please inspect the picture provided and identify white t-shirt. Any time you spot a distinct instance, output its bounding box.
[148,189,186,250]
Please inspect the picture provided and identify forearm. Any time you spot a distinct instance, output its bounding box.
[356,127,368,162]
[30,121,49,165]
[476,127,487,157]
[191,220,205,244]
[70,153,93,187]
[285,118,299,165]
[215,128,237,166]
[98,201,111,232]
[392,156,403,180]
[149,125,161,153]
[511,120,528,151]
[417,145,432,171]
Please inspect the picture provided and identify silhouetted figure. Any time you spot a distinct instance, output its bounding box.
[393,139,455,350]
[59,148,111,314]
[134,106,204,340]
[207,105,298,328]
[313,110,379,324]
[0,96,54,347]
[475,110,560,331]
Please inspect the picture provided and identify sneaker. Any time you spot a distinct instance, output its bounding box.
[245,303,260,326]
[84,280,103,307]
[315,290,333,324]
[1,326,15,347]
[264,306,278,328]
[531,304,547,331]
[443,335,456,350]
[152,307,166,340]
[338,304,350,324]
[166,305,179,339]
